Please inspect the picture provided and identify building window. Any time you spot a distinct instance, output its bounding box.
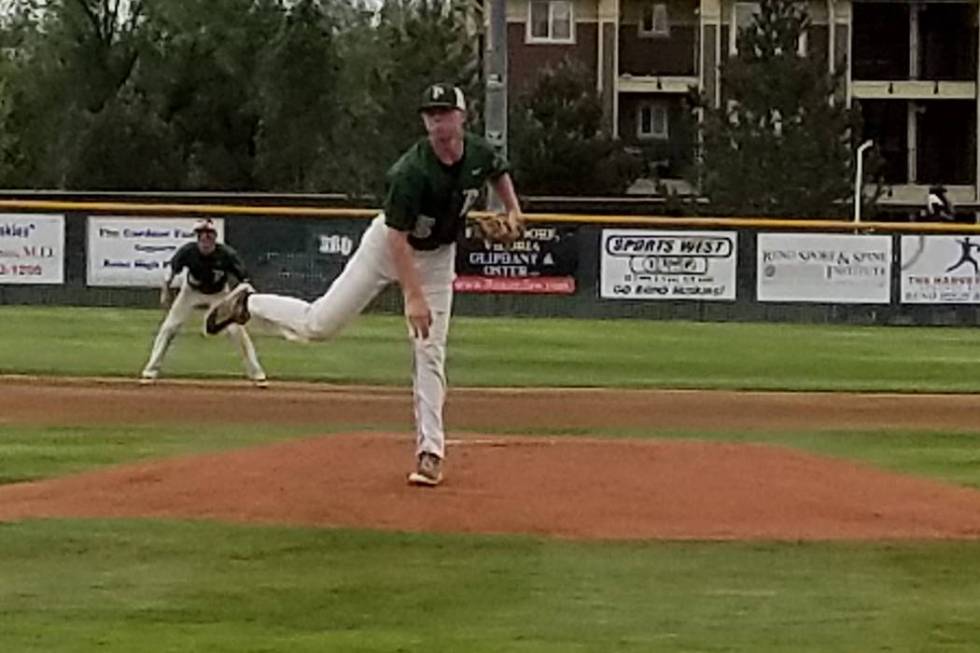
[731,2,806,56]
[527,0,575,44]
[639,3,669,38]
[637,102,669,140]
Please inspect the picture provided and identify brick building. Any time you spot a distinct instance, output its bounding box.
[505,0,979,209]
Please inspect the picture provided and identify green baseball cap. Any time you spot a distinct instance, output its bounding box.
[420,83,466,112]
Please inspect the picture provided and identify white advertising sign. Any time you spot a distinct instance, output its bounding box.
[757,233,891,303]
[901,235,980,303]
[87,217,225,287]
[600,230,737,300]
[0,213,65,285]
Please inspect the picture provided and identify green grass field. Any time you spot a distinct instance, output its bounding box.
[2,306,980,651]
[2,305,980,391]
[3,520,979,652]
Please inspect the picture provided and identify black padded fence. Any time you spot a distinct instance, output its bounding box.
[2,199,980,327]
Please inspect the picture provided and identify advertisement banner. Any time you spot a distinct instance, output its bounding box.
[0,213,65,285]
[454,224,577,294]
[87,217,225,287]
[599,229,737,300]
[453,276,576,294]
[756,233,891,303]
[901,234,980,303]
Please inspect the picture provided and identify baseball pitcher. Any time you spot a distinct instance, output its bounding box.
[204,82,523,486]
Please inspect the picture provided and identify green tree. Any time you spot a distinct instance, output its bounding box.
[323,6,388,197]
[510,58,643,195]
[328,0,480,198]
[0,28,23,184]
[0,0,160,188]
[0,6,36,185]
[694,0,863,217]
[0,0,482,193]
[253,0,345,192]
[137,0,281,190]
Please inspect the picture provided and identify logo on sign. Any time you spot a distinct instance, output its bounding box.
[945,236,980,275]
[607,234,733,280]
[318,234,354,256]
[606,235,732,258]
[0,223,36,238]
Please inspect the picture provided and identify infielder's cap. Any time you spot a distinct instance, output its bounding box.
[193,218,217,234]
[419,83,466,112]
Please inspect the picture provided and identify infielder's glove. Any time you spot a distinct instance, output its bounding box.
[472,212,526,246]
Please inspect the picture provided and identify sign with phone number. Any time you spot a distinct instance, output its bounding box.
[600,229,738,301]
[0,214,65,285]
[0,263,46,277]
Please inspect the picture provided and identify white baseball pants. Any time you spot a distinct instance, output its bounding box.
[143,278,266,381]
[247,215,455,459]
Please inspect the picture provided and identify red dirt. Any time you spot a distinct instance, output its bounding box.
[2,376,980,540]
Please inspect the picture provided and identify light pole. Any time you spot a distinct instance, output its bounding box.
[854,140,873,223]
[484,0,507,211]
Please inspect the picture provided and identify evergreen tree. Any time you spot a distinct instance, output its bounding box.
[510,58,642,196]
[694,0,867,217]
[254,0,345,192]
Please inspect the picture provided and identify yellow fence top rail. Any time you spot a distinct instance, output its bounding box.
[1,198,978,234]
[0,199,378,219]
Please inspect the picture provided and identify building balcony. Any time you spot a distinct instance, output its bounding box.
[618,74,699,94]
[879,184,977,207]
[851,80,977,101]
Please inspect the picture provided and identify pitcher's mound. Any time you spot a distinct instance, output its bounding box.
[2,433,980,540]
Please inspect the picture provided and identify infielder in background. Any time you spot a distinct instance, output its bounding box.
[205,83,523,486]
[141,218,267,387]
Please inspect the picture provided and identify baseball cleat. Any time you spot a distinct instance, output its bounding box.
[407,452,443,486]
[139,371,158,385]
[205,283,254,335]
[252,377,269,389]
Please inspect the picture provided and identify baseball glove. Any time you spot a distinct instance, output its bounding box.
[472,212,525,246]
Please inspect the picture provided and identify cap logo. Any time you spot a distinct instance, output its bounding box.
[420,84,465,112]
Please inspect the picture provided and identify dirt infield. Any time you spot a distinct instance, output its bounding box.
[2,376,980,540]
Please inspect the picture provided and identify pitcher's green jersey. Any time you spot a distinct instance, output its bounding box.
[384,132,510,251]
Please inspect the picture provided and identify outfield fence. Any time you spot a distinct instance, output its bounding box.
[2,198,980,326]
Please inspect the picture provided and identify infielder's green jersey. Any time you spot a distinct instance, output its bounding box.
[384,132,510,250]
[169,242,249,295]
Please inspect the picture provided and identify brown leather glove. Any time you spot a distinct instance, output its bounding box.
[472,211,525,246]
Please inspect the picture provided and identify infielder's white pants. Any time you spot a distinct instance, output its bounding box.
[143,279,266,381]
[247,215,455,459]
